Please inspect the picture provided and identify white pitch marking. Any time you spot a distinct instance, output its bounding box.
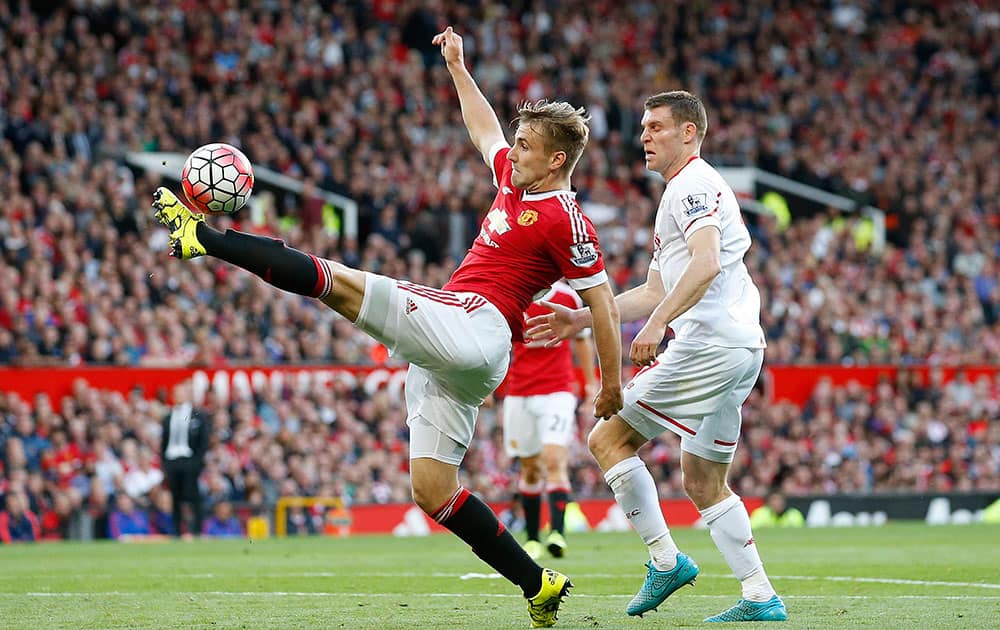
[766,574,1000,590]
[7,571,999,590]
[8,592,1000,601]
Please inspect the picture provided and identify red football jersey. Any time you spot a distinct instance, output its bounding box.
[444,143,608,339]
[505,283,587,397]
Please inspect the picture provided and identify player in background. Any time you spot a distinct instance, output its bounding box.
[152,26,621,629]
[527,91,787,622]
[504,281,597,561]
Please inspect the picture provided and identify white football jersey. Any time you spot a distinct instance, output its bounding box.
[650,157,766,348]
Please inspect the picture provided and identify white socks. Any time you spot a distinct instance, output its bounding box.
[700,494,776,602]
[604,456,679,570]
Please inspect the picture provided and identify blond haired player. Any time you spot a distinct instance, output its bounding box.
[152,26,621,630]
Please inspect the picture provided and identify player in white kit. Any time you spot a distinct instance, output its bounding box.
[528,91,787,623]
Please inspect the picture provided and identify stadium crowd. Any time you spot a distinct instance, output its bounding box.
[1,364,998,541]
[1,1,998,539]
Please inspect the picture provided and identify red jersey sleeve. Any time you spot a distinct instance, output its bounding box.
[544,197,609,291]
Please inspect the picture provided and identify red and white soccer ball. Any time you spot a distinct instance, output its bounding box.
[181,143,254,214]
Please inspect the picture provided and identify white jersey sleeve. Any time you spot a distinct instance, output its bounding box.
[666,173,723,242]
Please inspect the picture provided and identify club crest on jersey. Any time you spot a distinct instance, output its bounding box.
[517,209,538,226]
[681,192,709,216]
[569,242,599,267]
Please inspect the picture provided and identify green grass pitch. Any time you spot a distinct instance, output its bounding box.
[2,523,998,628]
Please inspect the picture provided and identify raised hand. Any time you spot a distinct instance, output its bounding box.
[432,26,464,66]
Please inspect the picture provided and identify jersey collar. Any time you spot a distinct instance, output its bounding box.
[522,189,577,202]
[667,155,700,182]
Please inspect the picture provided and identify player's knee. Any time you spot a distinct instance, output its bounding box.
[410,474,459,516]
[586,423,611,462]
[520,456,543,484]
[410,477,438,514]
[682,474,725,508]
[320,262,366,322]
[542,452,564,477]
[410,481,438,515]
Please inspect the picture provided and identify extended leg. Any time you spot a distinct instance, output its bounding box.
[152,187,366,321]
[408,418,571,628]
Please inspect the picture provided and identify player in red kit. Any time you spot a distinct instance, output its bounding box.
[504,282,596,561]
[151,25,621,629]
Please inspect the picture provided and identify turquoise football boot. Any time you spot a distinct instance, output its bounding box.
[704,595,788,622]
[625,552,699,616]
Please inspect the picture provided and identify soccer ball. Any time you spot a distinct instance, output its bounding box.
[180,143,254,214]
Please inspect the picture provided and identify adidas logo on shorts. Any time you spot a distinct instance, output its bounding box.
[405,297,418,314]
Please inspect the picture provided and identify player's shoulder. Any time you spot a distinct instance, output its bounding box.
[520,190,587,226]
[665,158,728,203]
[671,157,725,189]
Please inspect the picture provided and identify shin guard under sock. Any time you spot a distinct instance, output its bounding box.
[432,487,543,597]
[197,224,333,297]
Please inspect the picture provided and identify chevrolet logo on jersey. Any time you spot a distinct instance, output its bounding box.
[517,209,538,226]
[486,207,512,235]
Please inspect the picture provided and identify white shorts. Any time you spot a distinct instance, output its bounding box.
[619,340,763,464]
[502,391,578,458]
[354,273,511,457]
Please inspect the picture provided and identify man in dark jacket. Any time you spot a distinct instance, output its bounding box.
[0,492,40,543]
[161,381,210,537]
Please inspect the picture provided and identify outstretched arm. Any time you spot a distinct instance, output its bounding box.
[525,265,666,342]
[576,282,622,419]
[433,26,507,162]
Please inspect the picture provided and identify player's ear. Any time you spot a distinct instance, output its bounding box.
[684,121,698,144]
[550,150,567,172]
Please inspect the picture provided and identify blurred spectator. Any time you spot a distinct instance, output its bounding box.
[107,494,151,541]
[122,447,164,500]
[749,491,805,528]
[148,487,176,537]
[85,477,112,541]
[0,492,40,543]
[39,489,77,540]
[204,500,243,538]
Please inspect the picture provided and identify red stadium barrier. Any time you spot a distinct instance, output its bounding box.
[346,496,759,535]
[766,365,1000,406]
[2,365,999,408]
[0,365,409,404]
